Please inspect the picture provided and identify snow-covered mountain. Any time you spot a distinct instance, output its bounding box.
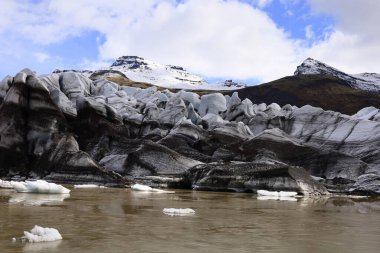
[294,58,380,92]
[107,56,246,90]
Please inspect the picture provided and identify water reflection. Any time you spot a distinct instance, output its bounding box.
[22,240,62,252]
[257,196,298,201]
[298,196,380,214]
[9,193,70,206]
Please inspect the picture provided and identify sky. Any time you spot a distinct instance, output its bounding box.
[0,0,379,84]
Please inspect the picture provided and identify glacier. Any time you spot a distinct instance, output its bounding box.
[0,59,379,195]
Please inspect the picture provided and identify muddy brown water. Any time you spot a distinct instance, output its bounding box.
[0,188,379,253]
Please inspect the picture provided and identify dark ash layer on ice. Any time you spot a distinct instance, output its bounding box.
[0,69,379,195]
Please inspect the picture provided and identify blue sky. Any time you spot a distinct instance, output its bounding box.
[263,1,333,41]
[0,0,379,84]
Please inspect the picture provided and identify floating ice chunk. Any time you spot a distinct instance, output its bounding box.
[279,191,298,197]
[257,190,297,197]
[163,208,195,216]
[12,180,70,194]
[12,182,29,192]
[131,184,174,193]
[131,183,152,191]
[0,179,14,188]
[257,196,297,201]
[13,225,62,243]
[9,193,69,206]
[73,184,106,188]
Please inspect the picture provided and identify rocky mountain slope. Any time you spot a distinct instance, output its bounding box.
[236,58,380,114]
[0,68,379,195]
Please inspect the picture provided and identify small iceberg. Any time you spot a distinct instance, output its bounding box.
[74,184,106,189]
[131,183,174,193]
[0,179,14,189]
[257,190,297,197]
[163,208,195,216]
[12,225,62,243]
[12,180,70,194]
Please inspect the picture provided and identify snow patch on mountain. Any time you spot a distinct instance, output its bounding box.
[353,72,380,85]
[108,56,246,90]
[294,58,380,92]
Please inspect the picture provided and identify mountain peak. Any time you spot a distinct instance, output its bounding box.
[294,58,341,76]
[109,55,205,87]
[110,55,189,72]
[107,55,246,90]
[111,56,149,69]
[293,58,380,92]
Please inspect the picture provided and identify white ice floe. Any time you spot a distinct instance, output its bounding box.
[12,180,70,194]
[257,190,298,197]
[13,225,62,243]
[9,193,70,206]
[73,184,106,188]
[131,183,174,193]
[0,179,14,188]
[162,208,195,216]
[257,196,297,201]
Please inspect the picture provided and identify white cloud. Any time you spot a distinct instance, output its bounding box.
[79,58,111,70]
[97,0,301,81]
[244,0,272,8]
[33,52,50,63]
[1,0,303,82]
[0,1,14,32]
[286,10,294,16]
[306,0,380,73]
[305,25,314,40]
[1,0,380,82]
[257,0,273,8]
[309,0,380,39]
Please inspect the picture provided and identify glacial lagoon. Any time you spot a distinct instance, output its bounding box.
[0,188,379,253]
